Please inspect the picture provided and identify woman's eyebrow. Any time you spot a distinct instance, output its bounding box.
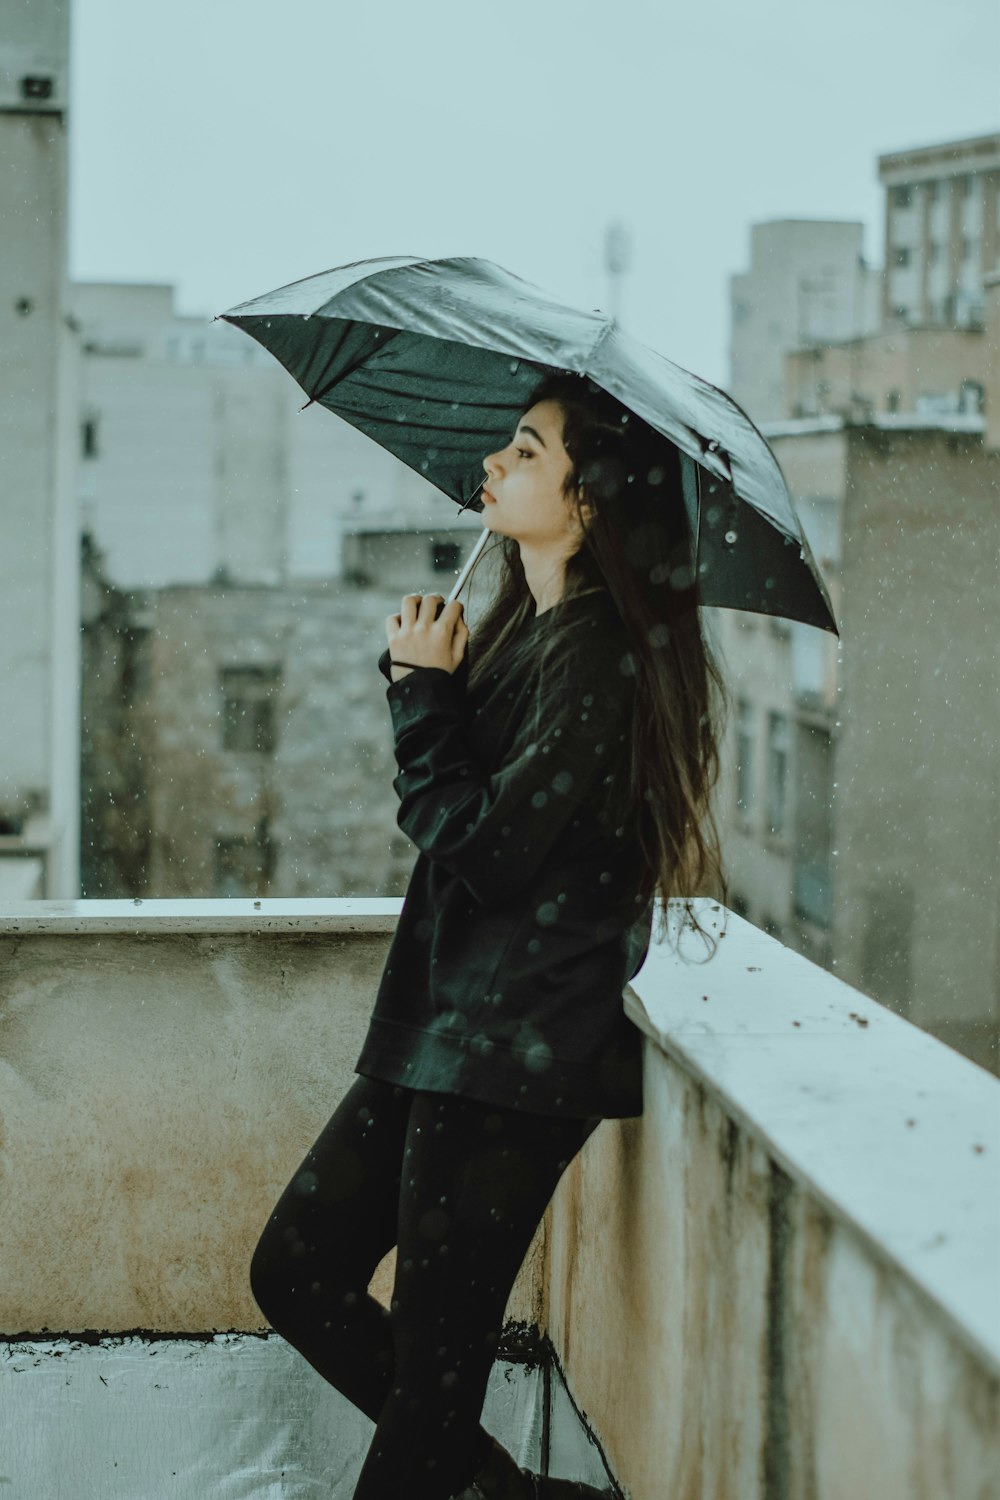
[516,424,547,449]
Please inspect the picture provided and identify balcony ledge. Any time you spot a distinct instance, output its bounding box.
[1,896,996,1376]
[624,903,1000,1377]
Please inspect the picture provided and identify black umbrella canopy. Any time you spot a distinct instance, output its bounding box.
[220,255,838,635]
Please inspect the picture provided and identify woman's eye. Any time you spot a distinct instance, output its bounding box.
[516,448,532,459]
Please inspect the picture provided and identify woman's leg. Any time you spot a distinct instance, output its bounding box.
[248,1073,413,1423]
[350,1092,600,1500]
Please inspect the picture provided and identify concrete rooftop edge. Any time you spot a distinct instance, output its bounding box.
[0,897,404,934]
[624,902,1000,1377]
[1,896,997,1374]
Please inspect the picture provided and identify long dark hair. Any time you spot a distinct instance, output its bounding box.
[464,372,731,959]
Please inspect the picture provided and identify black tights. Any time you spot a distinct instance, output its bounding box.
[249,1075,600,1500]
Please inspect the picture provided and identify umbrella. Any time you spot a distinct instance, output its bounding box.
[218,255,838,635]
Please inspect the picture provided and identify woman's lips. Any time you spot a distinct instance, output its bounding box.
[482,488,497,503]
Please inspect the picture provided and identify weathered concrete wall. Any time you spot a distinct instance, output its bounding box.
[0,915,541,1334]
[543,1050,998,1500]
[834,426,1000,1065]
[536,903,1000,1500]
[80,540,503,902]
[2,901,996,1499]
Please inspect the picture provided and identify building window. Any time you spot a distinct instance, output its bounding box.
[891,305,910,322]
[729,891,750,919]
[893,247,911,267]
[962,237,976,261]
[886,390,901,413]
[81,417,99,458]
[735,699,755,815]
[890,185,912,208]
[220,665,282,752]
[761,915,784,941]
[431,541,461,573]
[961,174,974,198]
[214,823,275,897]
[766,712,790,836]
[959,380,984,414]
[928,242,941,265]
[925,181,939,203]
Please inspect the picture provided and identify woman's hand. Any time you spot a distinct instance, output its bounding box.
[385,594,469,682]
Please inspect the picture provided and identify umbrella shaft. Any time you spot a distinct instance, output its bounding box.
[447,527,491,604]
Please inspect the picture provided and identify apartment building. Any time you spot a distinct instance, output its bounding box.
[729,220,882,422]
[0,0,80,897]
[879,131,1000,329]
[717,147,1000,1072]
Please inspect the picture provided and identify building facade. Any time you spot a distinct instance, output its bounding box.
[80,525,502,901]
[0,0,80,897]
[784,324,986,422]
[717,133,1000,1074]
[878,131,1000,330]
[714,399,1000,1075]
[72,280,479,591]
[729,220,882,423]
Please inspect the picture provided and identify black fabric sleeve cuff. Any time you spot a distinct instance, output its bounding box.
[379,645,469,694]
[386,665,466,731]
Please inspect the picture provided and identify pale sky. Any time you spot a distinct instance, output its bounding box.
[68,0,998,387]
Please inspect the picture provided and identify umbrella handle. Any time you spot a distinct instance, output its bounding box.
[446,527,491,605]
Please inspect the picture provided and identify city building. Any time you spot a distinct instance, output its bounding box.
[729,220,882,423]
[879,131,1000,330]
[0,0,80,897]
[72,280,475,590]
[715,143,1000,1072]
[79,522,501,900]
[784,324,986,422]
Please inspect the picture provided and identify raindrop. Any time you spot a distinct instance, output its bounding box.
[524,1041,553,1074]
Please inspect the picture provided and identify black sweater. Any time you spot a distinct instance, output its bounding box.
[354,589,654,1118]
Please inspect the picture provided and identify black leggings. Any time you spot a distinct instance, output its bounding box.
[249,1074,600,1500]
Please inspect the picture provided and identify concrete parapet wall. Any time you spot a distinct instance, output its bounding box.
[1,898,996,1499]
[541,902,1000,1500]
[0,902,542,1335]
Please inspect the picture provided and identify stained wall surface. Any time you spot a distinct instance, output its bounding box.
[539,906,1000,1500]
[0,922,543,1334]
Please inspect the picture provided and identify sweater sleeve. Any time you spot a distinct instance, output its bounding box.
[385,645,632,909]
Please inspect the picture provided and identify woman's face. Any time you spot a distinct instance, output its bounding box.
[481,401,588,552]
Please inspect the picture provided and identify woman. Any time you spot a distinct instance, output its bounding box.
[249,373,730,1500]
